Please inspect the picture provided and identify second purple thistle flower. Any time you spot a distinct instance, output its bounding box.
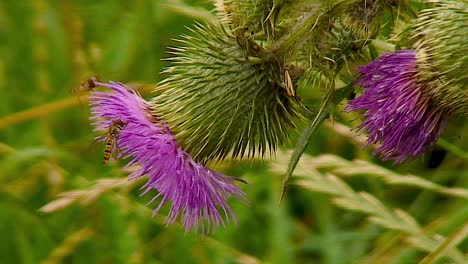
[89,81,246,233]
[346,50,449,163]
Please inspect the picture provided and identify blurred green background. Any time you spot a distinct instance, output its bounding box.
[0,1,466,263]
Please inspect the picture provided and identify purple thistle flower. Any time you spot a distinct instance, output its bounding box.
[89,81,246,233]
[346,50,449,162]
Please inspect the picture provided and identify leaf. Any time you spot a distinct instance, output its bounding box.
[279,82,354,202]
[436,138,468,160]
[419,223,468,264]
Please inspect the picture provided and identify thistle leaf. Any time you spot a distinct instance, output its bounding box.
[154,23,306,163]
[279,82,354,202]
[279,89,332,202]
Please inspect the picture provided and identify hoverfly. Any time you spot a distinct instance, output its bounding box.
[102,119,127,164]
[72,76,100,106]
[73,76,99,94]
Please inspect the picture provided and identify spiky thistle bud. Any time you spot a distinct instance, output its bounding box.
[342,0,398,37]
[412,0,468,115]
[215,0,272,31]
[155,24,305,163]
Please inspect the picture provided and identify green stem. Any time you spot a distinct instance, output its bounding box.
[436,138,468,160]
[271,0,354,57]
[272,10,322,56]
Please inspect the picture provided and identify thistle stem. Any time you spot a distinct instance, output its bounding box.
[271,8,321,56]
[371,39,396,53]
[271,0,354,57]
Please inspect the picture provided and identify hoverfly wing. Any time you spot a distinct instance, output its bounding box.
[110,136,124,160]
[284,70,295,97]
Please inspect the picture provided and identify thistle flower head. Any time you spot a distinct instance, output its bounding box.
[346,50,449,162]
[89,81,246,233]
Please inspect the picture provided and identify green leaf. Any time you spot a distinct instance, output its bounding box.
[279,81,353,202]
[436,138,468,160]
[419,223,468,264]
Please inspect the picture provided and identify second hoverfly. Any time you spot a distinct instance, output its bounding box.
[73,76,99,94]
[102,119,127,164]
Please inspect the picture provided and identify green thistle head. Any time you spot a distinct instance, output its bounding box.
[342,0,398,38]
[215,0,273,31]
[412,0,468,116]
[153,24,305,164]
